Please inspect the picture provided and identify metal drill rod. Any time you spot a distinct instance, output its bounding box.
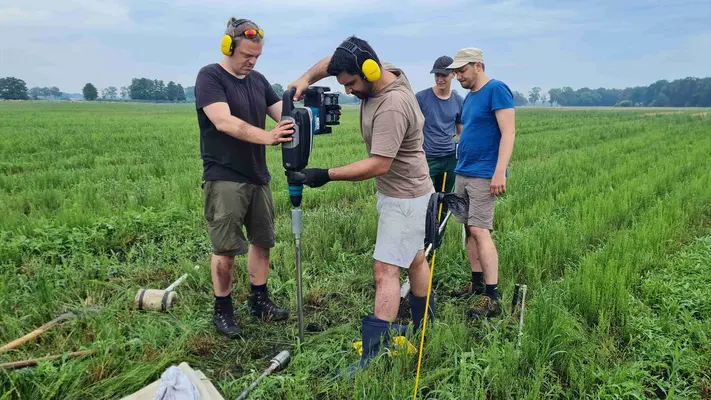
[292,208,305,344]
[236,351,291,400]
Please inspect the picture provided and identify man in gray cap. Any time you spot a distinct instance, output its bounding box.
[415,56,464,195]
[447,48,516,319]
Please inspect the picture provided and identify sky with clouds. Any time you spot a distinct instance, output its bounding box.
[1,0,709,96]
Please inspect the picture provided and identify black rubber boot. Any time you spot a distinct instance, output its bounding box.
[248,291,289,321]
[409,290,436,334]
[339,315,408,377]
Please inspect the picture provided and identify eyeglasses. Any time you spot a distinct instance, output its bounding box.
[240,29,264,39]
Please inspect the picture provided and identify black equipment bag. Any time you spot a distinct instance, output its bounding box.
[424,192,468,253]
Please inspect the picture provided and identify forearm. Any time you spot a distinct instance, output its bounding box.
[216,116,268,145]
[494,132,515,174]
[267,101,283,123]
[302,57,332,84]
[329,157,388,182]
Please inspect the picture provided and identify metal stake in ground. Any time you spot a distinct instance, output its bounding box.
[517,284,527,348]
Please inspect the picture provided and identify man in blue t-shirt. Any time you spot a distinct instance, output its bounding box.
[446,48,516,319]
[415,56,463,195]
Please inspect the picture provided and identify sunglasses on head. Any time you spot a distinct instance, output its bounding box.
[240,28,264,39]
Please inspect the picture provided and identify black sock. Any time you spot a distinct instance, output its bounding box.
[485,284,499,301]
[472,272,484,287]
[251,283,267,293]
[214,292,232,310]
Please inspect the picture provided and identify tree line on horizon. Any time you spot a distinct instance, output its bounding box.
[2,76,710,108]
[511,77,711,107]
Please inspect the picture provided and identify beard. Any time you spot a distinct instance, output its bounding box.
[458,79,473,90]
[459,70,477,90]
[351,81,375,100]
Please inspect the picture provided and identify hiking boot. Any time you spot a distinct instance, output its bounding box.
[467,296,502,319]
[248,291,289,321]
[451,281,485,298]
[213,304,242,339]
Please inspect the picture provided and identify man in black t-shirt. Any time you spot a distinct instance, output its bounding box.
[194,17,295,339]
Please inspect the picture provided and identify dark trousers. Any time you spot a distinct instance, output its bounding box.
[426,153,457,220]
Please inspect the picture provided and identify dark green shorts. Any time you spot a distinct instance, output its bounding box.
[203,180,275,257]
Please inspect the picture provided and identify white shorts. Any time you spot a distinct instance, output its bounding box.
[373,189,433,269]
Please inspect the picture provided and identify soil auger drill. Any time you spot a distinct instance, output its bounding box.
[281,86,340,344]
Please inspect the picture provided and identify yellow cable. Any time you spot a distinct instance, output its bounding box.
[413,172,447,400]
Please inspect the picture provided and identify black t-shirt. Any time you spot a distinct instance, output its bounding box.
[194,63,280,185]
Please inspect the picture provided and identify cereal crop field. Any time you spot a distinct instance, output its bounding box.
[1,102,710,399]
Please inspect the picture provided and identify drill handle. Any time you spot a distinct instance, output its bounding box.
[282,89,296,119]
[286,170,306,186]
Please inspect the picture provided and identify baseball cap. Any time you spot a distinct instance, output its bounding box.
[430,55,454,75]
[446,48,485,69]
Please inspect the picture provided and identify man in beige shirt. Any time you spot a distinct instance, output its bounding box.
[288,36,435,374]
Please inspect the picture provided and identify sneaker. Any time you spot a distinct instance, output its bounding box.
[451,281,485,298]
[466,296,502,319]
[213,306,242,339]
[248,291,289,321]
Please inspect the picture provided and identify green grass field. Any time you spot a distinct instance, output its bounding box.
[1,102,710,399]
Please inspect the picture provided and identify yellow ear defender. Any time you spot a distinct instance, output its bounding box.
[337,40,381,82]
[221,18,264,56]
[220,34,235,56]
[361,59,381,82]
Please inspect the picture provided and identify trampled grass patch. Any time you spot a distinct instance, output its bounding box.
[1,102,710,399]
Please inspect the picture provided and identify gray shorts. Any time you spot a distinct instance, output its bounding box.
[453,175,496,231]
[373,189,433,269]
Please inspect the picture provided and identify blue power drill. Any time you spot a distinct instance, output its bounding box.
[280,86,340,344]
[281,86,340,207]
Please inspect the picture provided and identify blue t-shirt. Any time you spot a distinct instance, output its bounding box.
[415,88,463,158]
[455,79,515,179]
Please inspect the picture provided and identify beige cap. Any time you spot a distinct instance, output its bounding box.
[446,48,485,69]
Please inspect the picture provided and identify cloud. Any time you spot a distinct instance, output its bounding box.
[0,1,708,94]
[0,8,51,23]
[0,0,130,28]
[383,0,579,38]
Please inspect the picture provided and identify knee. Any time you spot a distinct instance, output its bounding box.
[250,244,270,257]
[214,255,235,271]
[468,226,491,241]
[409,251,427,270]
[374,261,400,287]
